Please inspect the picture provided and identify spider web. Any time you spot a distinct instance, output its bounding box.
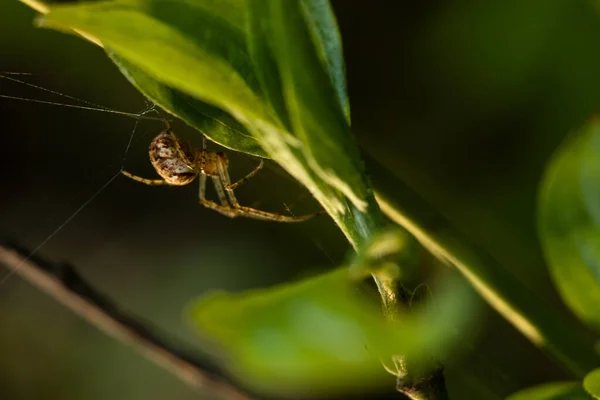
[0,72,341,380]
[0,71,338,290]
[0,72,159,286]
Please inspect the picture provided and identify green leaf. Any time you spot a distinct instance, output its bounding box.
[40,0,381,248]
[584,368,600,399]
[40,0,270,139]
[266,1,368,211]
[189,268,475,397]
[246,0,349,128]
[506,381,588,400]
[247,0,380,246]
[108,52,267,157]
[298,0,350,122]
[246,0,290,131]
[538,118,600,331]
[28,0,267,156]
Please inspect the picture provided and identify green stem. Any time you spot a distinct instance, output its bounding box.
[338,190,452,399]
[368,157,600,378]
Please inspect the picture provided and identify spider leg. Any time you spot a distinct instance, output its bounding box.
[200,136,207,172]
[210,175,231,207]
[121,170,170,185]
[198,173,237,218]
[214,155,322,223]
[227,160,264,191]
[215,154,240,207]
[234,205,324,222]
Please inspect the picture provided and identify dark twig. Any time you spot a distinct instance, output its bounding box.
[0,239,253,400]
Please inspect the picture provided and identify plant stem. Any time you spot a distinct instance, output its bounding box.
[368,157,600,378]
[0,240,253,400]
[342,194,451,399]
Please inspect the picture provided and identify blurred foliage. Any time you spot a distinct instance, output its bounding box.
[190,238,475,397]
[584,368,600,399]
[506,381,589,400]
[538,118,600,332]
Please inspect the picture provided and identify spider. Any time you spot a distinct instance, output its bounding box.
[121,130,322,222]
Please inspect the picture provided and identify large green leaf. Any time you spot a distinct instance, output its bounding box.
[21,0,265,155]
[246,0,380,245]
[584,368,600,399]
[246,0,290,132]
[538,118,600,331]
[266,1,369,212]
[189,267,474,397]
[506,382,588,400]
[297,0,350,122]
[40,0,381,247]
[40,1,268,130]
[108,52,266,157]
[246,0,349,129]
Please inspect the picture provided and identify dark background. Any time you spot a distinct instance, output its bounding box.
[2,0,600,399]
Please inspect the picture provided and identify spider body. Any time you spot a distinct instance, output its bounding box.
[122,130,321,223]
[149,131,197,185]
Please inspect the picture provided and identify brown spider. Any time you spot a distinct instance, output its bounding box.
[121,130,321,222]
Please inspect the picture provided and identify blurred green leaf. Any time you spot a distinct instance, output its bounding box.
[506,381,588,400]
[189,268,475,396]
[350,227,419,281]
[584,368,600,399]
[538,118,600,332]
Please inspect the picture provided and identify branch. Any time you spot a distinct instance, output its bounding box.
[0,239,253,400]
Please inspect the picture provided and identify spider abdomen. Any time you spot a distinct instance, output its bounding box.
[149,131,197,185]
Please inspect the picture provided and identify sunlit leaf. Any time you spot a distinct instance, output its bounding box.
[40,0,270,144]
[245,0,381,246]
[246,0,290,131]
[259,1,370,213]
[108,52,267,157]
[506,381,588,400]
[538,117,600,331]
[246,0,349,128]
[584,368,600,399]
[189,268,475,397]
[40,0,381,247]
[298,0,350,122]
